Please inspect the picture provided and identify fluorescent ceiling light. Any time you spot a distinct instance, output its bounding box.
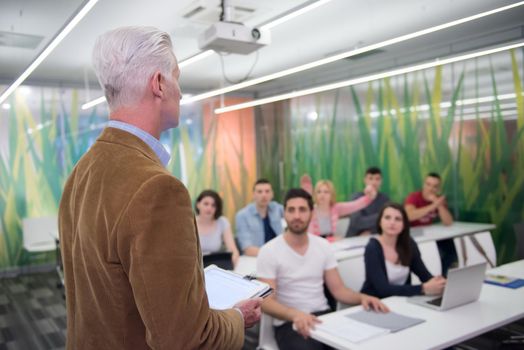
[0,0,99,105]
[81,95,106,110]
[80,1,334,111]
[182,1,524,106]
[82,1,524,111]
[178,50,214,68]
[214,41,524,114]
[259,0,334,31]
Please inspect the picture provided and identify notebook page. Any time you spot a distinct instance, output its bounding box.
[316,317,390,343]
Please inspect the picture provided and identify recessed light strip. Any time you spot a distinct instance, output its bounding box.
[80,1,524,110]
[0,0,99,105]
[181,1,524,106]
[78,0,335,110]
[81,96,106,110]
[214,41,524,114]
[259,0,334,31]
[178,50,214,68]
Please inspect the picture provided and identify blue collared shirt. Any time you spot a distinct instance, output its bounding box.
[235,201,284,250]
[107,120,170,167]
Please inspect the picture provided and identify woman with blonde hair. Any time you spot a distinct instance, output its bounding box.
[301,175,376,240]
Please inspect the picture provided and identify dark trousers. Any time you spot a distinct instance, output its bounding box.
[437,238,458,277]
[274,310,333,350]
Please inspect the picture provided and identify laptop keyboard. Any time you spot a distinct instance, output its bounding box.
[427,297,443,306]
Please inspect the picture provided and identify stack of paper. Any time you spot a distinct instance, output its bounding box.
[316,310,425,344]
[316,317,390,343]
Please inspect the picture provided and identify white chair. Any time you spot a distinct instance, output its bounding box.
[412,241,442,284]
[336,253,366,310]
[22,216,58,253]
[454,231,497,268]
[335,217,350,238]
[257,313,279,350]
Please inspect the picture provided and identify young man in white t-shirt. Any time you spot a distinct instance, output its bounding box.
[258,188,388,350]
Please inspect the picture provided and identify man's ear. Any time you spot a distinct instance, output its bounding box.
[151,71,163,98]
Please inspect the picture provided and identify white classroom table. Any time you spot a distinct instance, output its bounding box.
[310,259,524,350]
[234,221,496,274]
[333,221,495,261]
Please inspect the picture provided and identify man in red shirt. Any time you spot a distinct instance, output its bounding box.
[405,173,457,275]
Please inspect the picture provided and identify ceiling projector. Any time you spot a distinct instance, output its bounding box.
[198,21,271,55]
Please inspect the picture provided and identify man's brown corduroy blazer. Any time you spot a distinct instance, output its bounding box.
[59,127,243,350]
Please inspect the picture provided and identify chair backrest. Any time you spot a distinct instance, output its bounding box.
[514,222,524,260]
[336,251,366,310]
[454,231,497,268]
[22,216,58,252]
[335,217,350,238]
[257,313,279,350]
[203,252,233,270]
[412,240,442,284]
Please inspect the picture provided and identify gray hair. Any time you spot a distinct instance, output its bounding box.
[92,26,177,111]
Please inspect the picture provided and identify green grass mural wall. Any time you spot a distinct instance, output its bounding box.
[256,49,524,264]
[0,48,523,270]
[0,91,254,270]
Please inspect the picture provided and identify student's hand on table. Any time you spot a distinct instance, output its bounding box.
[292,311,321,338]
[234,298,263,328]
[361,294,389,313]
[423,276,446,295]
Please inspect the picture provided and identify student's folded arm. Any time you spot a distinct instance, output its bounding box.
[405,203,434,222]
[118,174,243,350]
[364,241,422,298]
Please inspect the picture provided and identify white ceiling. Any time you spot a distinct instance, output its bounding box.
[1,0,523,99]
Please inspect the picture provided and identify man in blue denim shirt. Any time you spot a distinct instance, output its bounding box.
[236,179,284,256]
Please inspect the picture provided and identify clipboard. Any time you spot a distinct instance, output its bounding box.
[204,265,272,310]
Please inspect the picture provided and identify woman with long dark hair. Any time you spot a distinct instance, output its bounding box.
[195,190,240,267]
[361,202,446,298]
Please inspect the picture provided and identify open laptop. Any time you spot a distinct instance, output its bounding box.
[408,262,487,311]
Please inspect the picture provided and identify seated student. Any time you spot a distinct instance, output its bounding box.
[195,190,240,267]
[235,179,284,256]
[346,166,390,237]
[258,188,388,350]
[405,172,457,276]
[361,203,446,298]
[300,175,375,240]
